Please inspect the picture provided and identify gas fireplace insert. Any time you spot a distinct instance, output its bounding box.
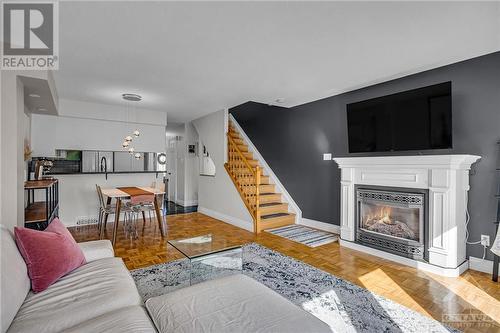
[355,186,428,261]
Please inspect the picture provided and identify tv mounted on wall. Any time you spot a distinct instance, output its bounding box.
[346,82,452,153]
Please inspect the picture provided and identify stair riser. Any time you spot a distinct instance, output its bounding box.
[243,152,253,159]
[230,167,265,175]
[248,160,259,167]
[259,194,281,204]
[238,184,275,191]
[259,204,288,215]
[260,176,270,184]
[233,138,244,145]
[259,215,295,231]
[237,145,248,152]
[259,184,275,192]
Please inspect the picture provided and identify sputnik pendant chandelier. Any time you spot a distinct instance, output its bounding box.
[121,93,142,159]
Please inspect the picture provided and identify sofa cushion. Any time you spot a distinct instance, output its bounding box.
[78,239,114,262]
[0,226,31,333]
[7,257,142,333]
[14,218,86,292]
[145,274,331,333]
[61,306,156,333]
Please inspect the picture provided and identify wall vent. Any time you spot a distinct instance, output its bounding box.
[76,217,99,226]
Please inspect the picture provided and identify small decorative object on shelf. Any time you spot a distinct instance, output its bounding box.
[24,139,32,161]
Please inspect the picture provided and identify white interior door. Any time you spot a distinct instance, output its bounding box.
[166,137,178,202]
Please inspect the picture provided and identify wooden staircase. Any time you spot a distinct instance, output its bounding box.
[224,121,295,233]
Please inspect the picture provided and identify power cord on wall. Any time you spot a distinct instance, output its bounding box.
[465,191,488,259]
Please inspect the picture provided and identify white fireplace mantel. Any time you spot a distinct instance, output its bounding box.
[333,154,481,277]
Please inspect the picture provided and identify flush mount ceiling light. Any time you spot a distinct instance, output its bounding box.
[122,93,142,102]
[29,93,41,98]
[36,107,47,112]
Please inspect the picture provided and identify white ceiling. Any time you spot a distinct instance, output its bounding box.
[55,1,500,122]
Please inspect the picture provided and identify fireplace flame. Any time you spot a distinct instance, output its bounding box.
[379,207,393,224]
[366,206,394,225]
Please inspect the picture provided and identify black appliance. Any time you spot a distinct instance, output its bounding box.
[347,82,452,153]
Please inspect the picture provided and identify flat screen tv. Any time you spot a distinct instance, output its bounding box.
[347,82,452,153]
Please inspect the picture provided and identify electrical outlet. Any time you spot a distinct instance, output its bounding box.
[323,153,332,161]
[480,235,490,247]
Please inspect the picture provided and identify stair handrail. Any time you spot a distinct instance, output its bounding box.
[226,130,261,232]
[227,134,256,175]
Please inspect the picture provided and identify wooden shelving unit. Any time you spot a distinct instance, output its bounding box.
[24,179,59,230]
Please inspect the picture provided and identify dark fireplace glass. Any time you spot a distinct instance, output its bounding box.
[360,202,421,242]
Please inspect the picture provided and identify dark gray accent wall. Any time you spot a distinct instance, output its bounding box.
[230,51,500,259]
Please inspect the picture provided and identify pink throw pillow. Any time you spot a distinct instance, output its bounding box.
[14,218,86,292]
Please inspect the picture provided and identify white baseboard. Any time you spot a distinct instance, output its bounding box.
[174,199,198,207]
[339,239,469,277]
[198,206,253,232]
[299,218,341,234]
[469,256,499,274]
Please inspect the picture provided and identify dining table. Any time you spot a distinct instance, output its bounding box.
[99,186,166,245]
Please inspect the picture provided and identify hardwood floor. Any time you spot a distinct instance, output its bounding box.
[70,212,500,332]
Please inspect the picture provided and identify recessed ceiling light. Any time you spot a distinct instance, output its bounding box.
[29,93,41,98]
[37,107,47,112]
[122,93,142,102]
[275,98,285,104]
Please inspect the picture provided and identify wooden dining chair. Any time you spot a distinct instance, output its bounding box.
[124,194,156,237]
[96,185,131,239]
[151,181,166,213]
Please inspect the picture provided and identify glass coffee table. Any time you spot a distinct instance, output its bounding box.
[167,234,243,285]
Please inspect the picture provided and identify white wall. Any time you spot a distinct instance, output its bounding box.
[31,99,167,156]
[58,98,166,125]
[193,110,253,231]
[55,173,159,226]
[31,116,165,157]
[29,98,167,226]
[1,72,25,229]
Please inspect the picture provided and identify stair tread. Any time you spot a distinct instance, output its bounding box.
[260,192,277,196]
[261,212,294,219]
[260,202,284,207]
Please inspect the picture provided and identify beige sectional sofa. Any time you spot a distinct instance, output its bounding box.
[1,226,330,333]
[1,226,155,333]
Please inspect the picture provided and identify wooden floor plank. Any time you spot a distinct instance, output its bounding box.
[70,212,500,332]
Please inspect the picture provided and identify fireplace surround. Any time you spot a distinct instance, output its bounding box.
[333,155,481,277]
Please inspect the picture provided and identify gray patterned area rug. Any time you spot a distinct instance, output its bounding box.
[265,224,338,247]
[131,243,458,333]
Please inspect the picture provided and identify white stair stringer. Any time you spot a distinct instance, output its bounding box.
[229,113,302,225]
